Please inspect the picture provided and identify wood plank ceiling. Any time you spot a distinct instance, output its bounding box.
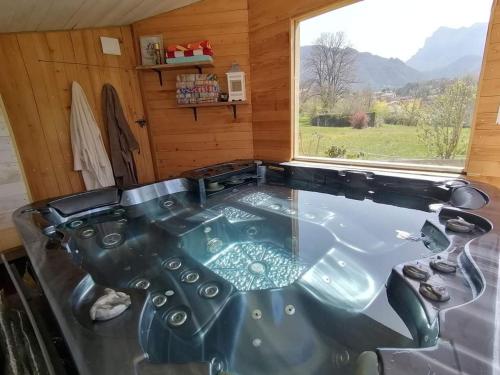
[0,0,200,33]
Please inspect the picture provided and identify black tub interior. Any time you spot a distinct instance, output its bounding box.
[56,179,490,375]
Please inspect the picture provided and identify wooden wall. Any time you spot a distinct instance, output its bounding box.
[0,26,155,202]
[248,0,500,187]
[132,0,253,179]
[248,0,342,162]
[2,0,499,199]
[466,0,500,186]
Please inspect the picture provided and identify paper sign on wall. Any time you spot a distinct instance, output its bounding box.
[100,37,121,56]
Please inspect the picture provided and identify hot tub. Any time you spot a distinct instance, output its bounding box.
[13,161,500,375]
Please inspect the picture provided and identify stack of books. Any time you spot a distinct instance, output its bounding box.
[176,74,220,105]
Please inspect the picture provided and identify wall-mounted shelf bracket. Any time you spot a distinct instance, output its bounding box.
[231,104,237,120]
[136,60,214,86]
[177,101,248,122]
[152,69,163,85]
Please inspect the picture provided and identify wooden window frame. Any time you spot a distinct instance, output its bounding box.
[290,0,496,176]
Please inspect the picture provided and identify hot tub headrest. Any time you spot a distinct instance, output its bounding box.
[136,361,213,375]
[48,187,120,216]
[450,186,488,210]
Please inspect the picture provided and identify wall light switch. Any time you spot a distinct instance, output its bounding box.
[100,37,121,56]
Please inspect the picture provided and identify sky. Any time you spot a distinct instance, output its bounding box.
[300,0,493,61]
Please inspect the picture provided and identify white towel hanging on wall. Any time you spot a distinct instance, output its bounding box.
[70,81,115,190]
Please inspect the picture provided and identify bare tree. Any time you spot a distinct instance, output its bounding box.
[299,79,314,114]
[306,32,356,113]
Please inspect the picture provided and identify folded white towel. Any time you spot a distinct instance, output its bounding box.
[90,288,131,321]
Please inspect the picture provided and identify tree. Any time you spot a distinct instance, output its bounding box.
[299,79,314,114]
[350,111,369,129]
[305,32,356,113]
[398,83,428,126]
[371,101,389,126]
[417,79,476,159]
[399,98,422,127]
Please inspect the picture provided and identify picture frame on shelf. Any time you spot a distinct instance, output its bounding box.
[139,35,164,66]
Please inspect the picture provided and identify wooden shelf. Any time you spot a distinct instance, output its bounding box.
[135,61,214,85]
[176,101,247,109]
[136,61,214,71]
[177,101,248,121]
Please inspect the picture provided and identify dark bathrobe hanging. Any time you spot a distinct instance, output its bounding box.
[102,84,140,187]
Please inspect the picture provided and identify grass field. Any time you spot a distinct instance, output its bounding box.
[298,120,470,166]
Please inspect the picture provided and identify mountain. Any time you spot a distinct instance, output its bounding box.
[300,45,424,90]
[354,51,423,89]
[426,55,483,80]
[406,23,487,72]
[300,23,486,91]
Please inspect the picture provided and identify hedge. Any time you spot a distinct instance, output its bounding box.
[311,112,376,128]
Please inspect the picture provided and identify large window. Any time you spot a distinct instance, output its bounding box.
[295,0,492,170]
[0,97,29,234]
